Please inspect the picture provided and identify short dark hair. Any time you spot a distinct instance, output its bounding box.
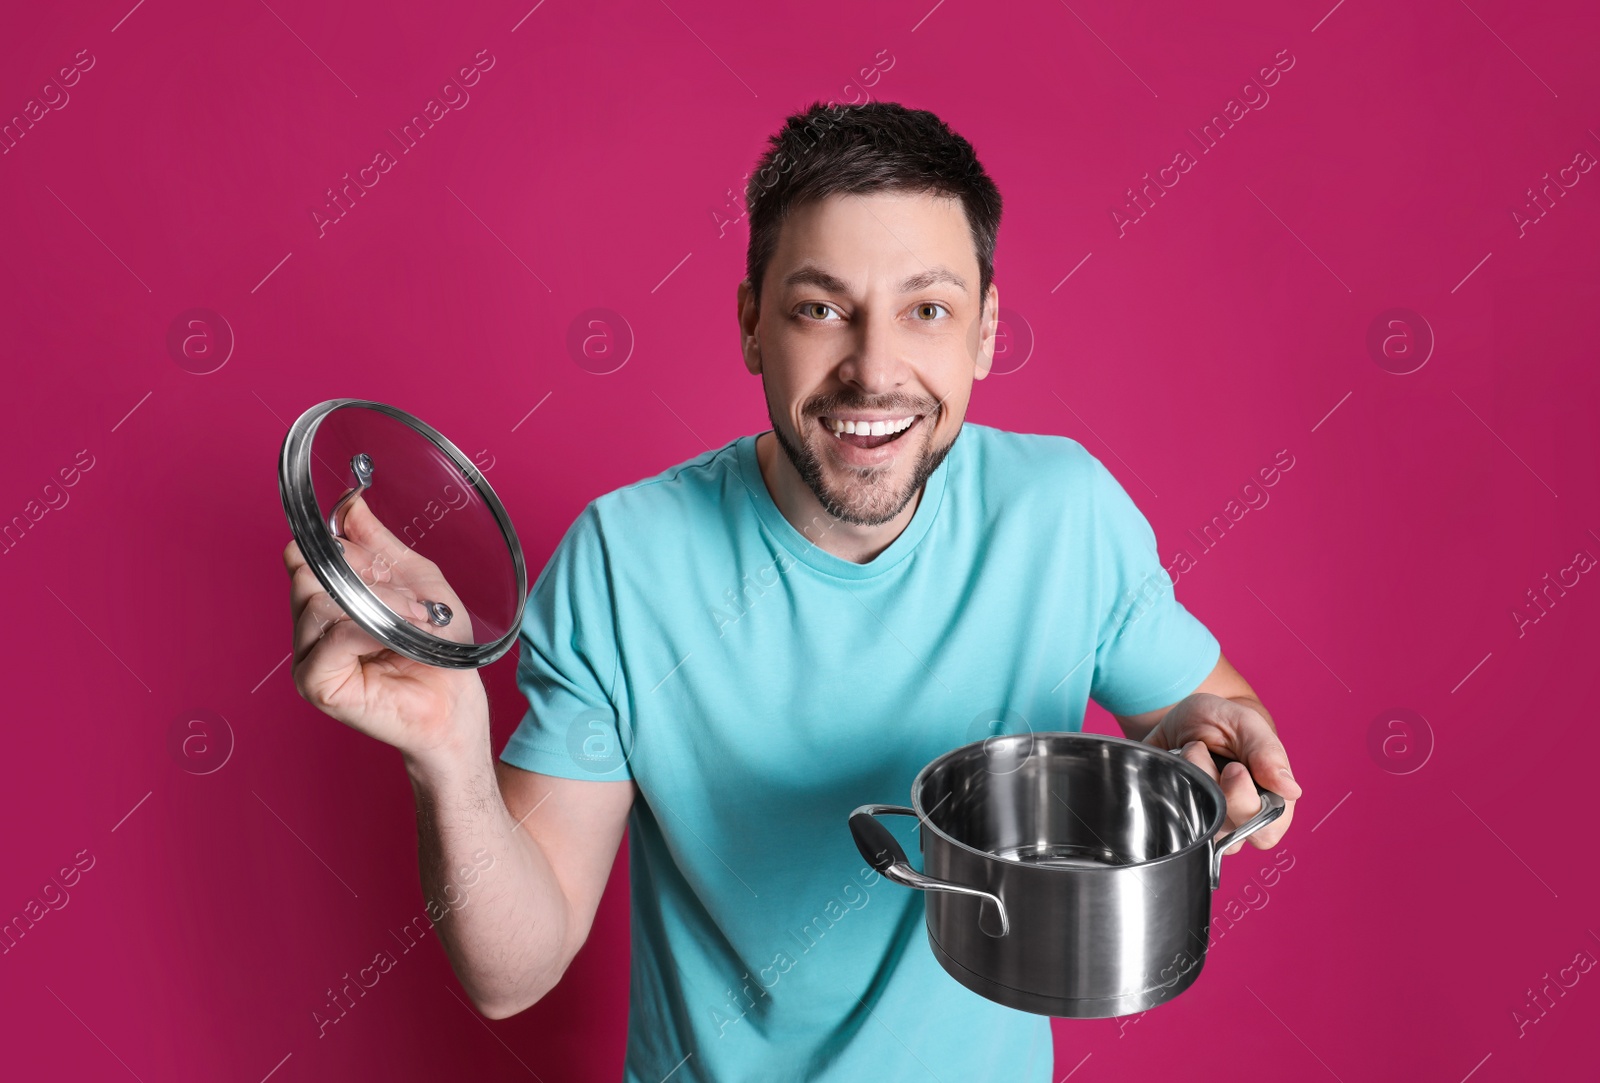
[743,101,1003,317]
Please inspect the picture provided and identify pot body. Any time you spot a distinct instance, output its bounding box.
[850,732,1286,1018]
[922,813,1212,1017]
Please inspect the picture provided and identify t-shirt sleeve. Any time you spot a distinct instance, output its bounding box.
[498,501,634,782]
[1084,455,1221,717]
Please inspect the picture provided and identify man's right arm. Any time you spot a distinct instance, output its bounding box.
[405,740,633,1018]
[284,503,634,1020]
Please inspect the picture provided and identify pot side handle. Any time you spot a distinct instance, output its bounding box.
[1171,748,1289,890]
[849,804,1010,937]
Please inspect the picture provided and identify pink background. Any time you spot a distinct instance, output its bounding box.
[3,0,1598,1079]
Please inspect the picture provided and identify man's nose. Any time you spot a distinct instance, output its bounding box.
[839,312,904,394]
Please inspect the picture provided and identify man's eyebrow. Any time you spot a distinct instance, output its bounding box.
[781,266,852,294]
[899,267,968,294]
[780,264,970,295]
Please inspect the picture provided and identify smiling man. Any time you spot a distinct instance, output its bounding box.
[286,101,1301,1082]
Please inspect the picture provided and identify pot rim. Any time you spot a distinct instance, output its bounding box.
[908,730,1228,873]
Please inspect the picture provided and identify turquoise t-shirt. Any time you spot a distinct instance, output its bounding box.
[499,422,1221,1083]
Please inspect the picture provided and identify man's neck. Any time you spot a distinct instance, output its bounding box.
[754,430,922,565]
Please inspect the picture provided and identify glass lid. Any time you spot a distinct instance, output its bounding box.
[278,399,527,668]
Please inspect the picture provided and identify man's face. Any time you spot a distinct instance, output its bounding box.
[739,189,997,526]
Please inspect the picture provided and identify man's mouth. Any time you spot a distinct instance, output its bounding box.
[819,413,922,450]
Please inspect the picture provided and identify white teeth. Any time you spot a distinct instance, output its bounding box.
[826,415,915,436]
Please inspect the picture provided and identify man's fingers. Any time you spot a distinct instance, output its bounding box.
[296,575,450,661]
[312,494,462,625]
[329,528,400,590]
[1202,700,1300,853]
[289,561,327,628]
[1178,732,1271,853]
[1159,700,1300,857]
[338,493,417,571]
[1240,801,1295,852]
[291,525,444,657]
[296,589,360,664]
[1178,740,1220,782]
[335,520,459,618]
[1215,698,1302,803]
[1239,738,1303,804]
[1177,740,1261,851]
[286,520,404,588]
[288,530,398,622]
[1217,760,1263,853]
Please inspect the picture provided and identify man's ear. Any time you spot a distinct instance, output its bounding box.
[972,283,1000,381]
[737,279,762,375]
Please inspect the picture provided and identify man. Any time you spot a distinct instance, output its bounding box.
[285,101,1302,1082]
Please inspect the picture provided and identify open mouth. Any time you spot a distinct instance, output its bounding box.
[820,413,922,450]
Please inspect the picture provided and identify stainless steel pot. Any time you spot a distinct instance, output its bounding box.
[849,732,1287,1018]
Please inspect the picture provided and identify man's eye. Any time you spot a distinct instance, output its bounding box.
[799,303,839,321]
[913,302,950,320]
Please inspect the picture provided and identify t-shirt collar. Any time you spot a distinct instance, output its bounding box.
[735,428,954,580]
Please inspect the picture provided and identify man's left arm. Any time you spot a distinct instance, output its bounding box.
[1111,653,1303,855]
